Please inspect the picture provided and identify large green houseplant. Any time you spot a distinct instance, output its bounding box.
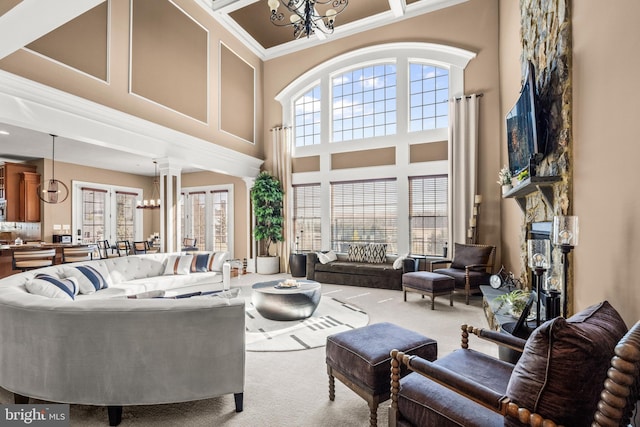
[251,171,284,274]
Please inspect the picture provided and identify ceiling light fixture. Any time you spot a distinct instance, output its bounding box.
[37,134,69,204]
[268,0,348,39]
[137,161,161,209]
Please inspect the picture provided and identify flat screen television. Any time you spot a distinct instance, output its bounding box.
[505,61,542,176]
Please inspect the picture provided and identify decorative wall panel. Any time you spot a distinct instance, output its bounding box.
[332,147,395,170]
[26,2,108,81]
[130,0,208,122]
[409,141,448,163]
[220,43,255,143]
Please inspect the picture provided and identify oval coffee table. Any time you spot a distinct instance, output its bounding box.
[251,280,321,321]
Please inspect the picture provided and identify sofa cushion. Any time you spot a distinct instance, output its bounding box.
[366,243,387,264]
[318,250,337,264]
[65,265,111,294]
[505,301,628,427]
[347,244,368,262]
[191,253,211,273]
[450,243,492,270]
[164,254,194,275]
[26,274,79,300]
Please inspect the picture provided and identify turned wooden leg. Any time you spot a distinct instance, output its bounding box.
[234,392,243,412]
[369,402,378,427]
[328,367,335,401]
[107,406,122,426]
[14,393,29,404]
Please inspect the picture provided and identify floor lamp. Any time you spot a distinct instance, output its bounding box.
[528,239,550,327]
[552,216,579,318]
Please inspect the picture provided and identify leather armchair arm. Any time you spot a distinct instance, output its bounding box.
[399,352,507,412]
[402,257,419,273]
[460,324,527,353]
[430,259,451,268]
[464,263,492,272]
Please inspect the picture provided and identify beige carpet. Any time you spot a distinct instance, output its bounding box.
[0,272,496,426]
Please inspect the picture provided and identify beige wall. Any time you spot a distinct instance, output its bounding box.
[263,0,502,249]
[499,1,640,325]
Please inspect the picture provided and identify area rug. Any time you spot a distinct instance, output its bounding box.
[245,296,369,352]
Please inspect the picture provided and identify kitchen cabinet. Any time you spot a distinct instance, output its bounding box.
[0,163,40,222]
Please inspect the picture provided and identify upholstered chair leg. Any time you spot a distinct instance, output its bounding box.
[234,393,243,412]
[369,402,378,427]
[107,406,122,426]
[430,295,435,310]
[450,292,453,306]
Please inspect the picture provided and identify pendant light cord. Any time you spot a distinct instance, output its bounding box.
[50,134,57,180]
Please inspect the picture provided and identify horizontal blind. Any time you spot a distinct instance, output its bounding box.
[409,174,448,256]
[331,178,397,253]
[292,183,321,252]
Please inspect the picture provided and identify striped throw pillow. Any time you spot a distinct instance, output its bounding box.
[26,274,79,300]
[163,255,194,275]
[191,253,212,273]
[208,252,229,272]
[66,265,111,294]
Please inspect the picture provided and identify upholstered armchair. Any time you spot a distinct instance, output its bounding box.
[432,243,495,304]
[389,301,639,427]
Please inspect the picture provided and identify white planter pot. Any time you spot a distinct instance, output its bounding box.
[501,184,512,195]
[256,256,280,275]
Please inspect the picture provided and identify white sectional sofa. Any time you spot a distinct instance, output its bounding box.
[0,252,245,426]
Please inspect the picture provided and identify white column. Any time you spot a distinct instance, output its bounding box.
[157,159,182,253]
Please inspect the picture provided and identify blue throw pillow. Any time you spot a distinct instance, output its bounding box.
[66,265,111,294]
[26,274,79,300]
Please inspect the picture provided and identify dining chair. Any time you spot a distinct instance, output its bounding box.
[133,241,147,254]
[62,245,94,263]
[12,248,57,271]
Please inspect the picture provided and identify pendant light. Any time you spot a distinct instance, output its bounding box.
[37,134,69,204]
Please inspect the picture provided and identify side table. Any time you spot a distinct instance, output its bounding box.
[289,252,307,277]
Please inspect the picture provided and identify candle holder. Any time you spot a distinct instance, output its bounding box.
[552,216,579,317]
[528,239,550,327]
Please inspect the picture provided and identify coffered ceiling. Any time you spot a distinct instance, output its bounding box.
[202,0,468,60]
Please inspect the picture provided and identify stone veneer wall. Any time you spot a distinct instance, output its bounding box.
[517,0,573,312]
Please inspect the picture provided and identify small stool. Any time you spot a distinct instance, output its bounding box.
[402,271,455,310]
[326,322,437,427]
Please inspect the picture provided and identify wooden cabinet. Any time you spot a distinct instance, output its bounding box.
[1,163,40,222]
[19,172,41,222]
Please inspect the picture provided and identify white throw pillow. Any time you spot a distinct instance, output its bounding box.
[163,254,194,275]
[65,265,111,294]
[208,252,229,272]
[26,274,79,300]
[318,250,338,264]
[393,253,409,270]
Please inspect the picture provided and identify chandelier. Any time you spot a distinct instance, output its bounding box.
[137,161,161,209]
[37,134,69,204]
[267,0,348,39]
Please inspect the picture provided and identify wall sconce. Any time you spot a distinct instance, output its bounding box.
[528,239,550,326]
[552,216,579,317]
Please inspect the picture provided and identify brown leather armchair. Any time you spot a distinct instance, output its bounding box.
[432,243,496,304]
[389,301,639,427]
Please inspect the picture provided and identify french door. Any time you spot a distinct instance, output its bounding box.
[181,185,233,254]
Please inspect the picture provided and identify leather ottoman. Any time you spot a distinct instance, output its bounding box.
[326,322,437,426]
[402,271,455,310]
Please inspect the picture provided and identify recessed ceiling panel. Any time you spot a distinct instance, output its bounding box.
[0,0,22,17]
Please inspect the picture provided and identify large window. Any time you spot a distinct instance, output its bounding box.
[181,186,232,253]
[409,175,448,255]
[294,85,321,147]
[331,179,397,253]
[332,64,397,142]
[292,184,322,252]
[116,191,137,242]
[80,187,107,243]
[409,63,449,131]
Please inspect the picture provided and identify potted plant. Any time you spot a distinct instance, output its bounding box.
[497,165,513,194]
[251,171,284,274]
[494,289,530,318]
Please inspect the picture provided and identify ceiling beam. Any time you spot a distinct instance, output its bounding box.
[0,0,104,60]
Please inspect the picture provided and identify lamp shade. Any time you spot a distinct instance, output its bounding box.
[527,239,550,269]
[552,216,579,246]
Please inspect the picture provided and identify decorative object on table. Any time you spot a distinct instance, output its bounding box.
[251,171,284,274]
[552,215,579,317]
[267,0,348,40]
[516,168,530,183]
[276,278,300,288]
[528,239,550,326]
[37,134,69,204]
[136,161,161,209]
[497,165,512,194]
[493,288,531,318]
[489,265,521,290]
